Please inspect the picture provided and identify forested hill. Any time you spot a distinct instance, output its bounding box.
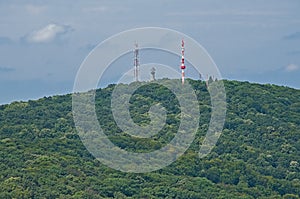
[0,79,299,198]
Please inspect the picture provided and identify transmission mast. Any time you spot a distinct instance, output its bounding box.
[134,42,140,82]
[180,39,186,85]
[150,67,156,81]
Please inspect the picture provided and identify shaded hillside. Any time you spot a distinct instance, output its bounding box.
[0,79,299,198]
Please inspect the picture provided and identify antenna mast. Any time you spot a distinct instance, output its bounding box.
[150,67,156,81]
[134,42,140,82]
[180,39,186,85]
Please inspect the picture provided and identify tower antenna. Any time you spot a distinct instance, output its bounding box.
[134,42,140,82]
[180,39,186,85]
[150,67,156,81]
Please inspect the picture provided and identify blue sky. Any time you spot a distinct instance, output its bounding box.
[0,0,300,104]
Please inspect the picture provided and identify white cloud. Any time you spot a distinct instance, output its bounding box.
[285,64,299,72]
[26,23,73,43]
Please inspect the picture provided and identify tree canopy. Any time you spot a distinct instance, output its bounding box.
[0,79,299,198]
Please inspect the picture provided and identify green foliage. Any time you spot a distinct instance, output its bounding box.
[0,79,299,198]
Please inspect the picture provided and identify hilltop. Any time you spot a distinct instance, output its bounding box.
[0,79,299,198]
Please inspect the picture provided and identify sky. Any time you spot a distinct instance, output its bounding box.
[0,0,300,104]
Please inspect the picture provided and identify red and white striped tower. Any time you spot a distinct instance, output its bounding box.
[180,39,186,85]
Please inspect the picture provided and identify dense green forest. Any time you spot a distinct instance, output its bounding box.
[0,79,299,198]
